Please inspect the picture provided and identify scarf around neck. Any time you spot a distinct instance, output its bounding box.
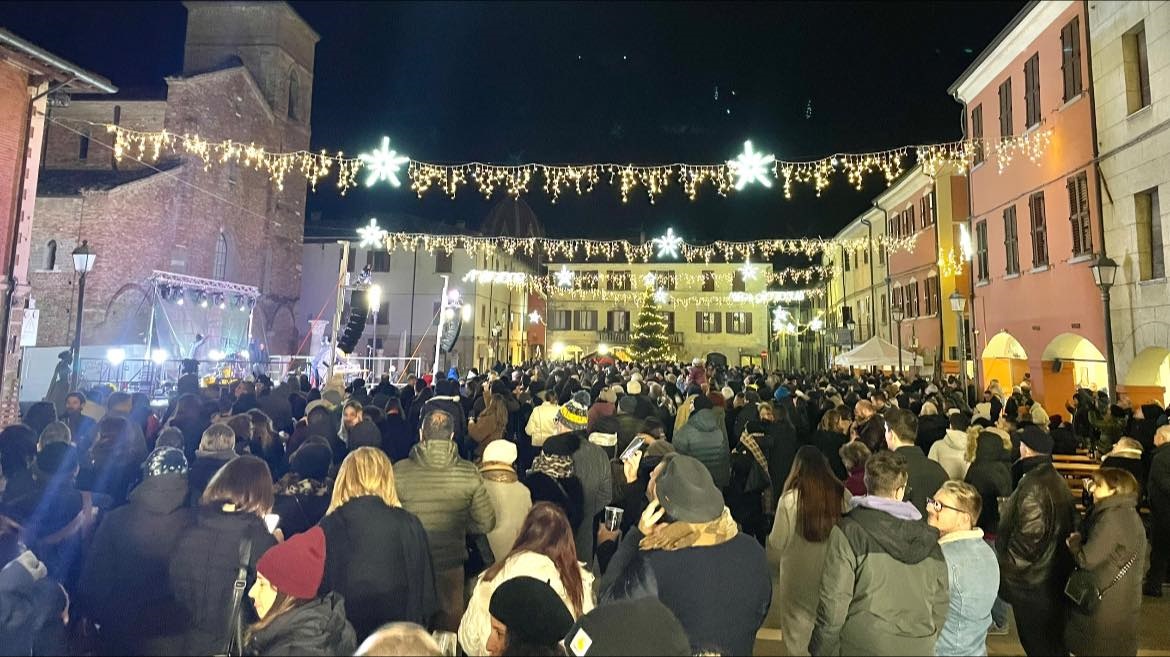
[530,453,574,480]
[639,506,739,552]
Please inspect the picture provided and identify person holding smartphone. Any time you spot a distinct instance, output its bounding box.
[599,455,770,656]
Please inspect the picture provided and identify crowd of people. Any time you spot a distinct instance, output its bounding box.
[0,356,1165,656]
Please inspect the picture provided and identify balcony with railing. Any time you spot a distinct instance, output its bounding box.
[598,329,684,345]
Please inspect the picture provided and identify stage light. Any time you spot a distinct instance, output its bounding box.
[213,293,226,309]
[197,291,209,308]
[150,348,169,365]
[208,349,225,361]
[175,287,185,305]
[106,348,126,366]
[461,304,472,322]
[238,350,250,360]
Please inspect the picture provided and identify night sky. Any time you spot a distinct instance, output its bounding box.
[6,1,1023,244]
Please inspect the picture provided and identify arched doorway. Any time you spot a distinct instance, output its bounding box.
[981,331,1029,393]
[1122,347,1170,406]
[1040,333,1108,410]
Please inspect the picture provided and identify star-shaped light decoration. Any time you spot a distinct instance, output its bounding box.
[772,307,789,331]
[652,228,683,259]
[359,136,410,187]
[357,218,388,248]
[642,272,657,288]
[554,266,574,288]
[739,258,759,282]
[653,288,670,305]
[528,310,543,324]
[727,140,776,190]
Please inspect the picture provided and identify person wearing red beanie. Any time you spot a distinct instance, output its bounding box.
[246,527,357,655]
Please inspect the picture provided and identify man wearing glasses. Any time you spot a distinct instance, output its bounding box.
[927,482,999,656]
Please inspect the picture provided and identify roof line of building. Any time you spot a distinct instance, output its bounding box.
[0,28,117,94]
[947,1,1038,96]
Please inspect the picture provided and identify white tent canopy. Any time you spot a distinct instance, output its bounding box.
[833,336,923,369]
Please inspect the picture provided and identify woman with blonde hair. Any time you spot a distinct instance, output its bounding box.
[318,447,438,640]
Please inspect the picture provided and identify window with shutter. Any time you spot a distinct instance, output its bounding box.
[1062,17,1083,101]
[1136,189,1164,281]
[907,206,916,234]
[1024,53,1041,128]
[732,270,746,292]
[702,270,715,292]
[1123,22,1152,114]
[972,105,985,164]
[976,220,990,282]
[1030,193,1049,267]
[1067,172,1093,256]
[999,78,1013,138]
[1004,205,1019,275]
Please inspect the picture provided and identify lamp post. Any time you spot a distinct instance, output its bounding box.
[69,240,97,391]
[844,318,856,350]
[491,321,503,366]
[1090,254,1119,401]
[949,292,967,397]
[891,306,905,374]
[368,284,382,378]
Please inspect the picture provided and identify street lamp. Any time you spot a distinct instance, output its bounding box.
[1090,254,1119,400]
[949,292,967,398]
[368,284,382,377]
[844,318,856,350]
[491,321,503,365]
[69,240,96,391]
[891,306,905,374]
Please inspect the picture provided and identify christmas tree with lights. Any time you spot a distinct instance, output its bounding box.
[629,288,672,363]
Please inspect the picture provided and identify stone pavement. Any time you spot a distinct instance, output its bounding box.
[752,593,1170,656]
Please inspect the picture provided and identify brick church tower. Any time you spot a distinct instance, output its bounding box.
[30,2,318,371]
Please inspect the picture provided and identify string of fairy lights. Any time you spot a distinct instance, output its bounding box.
[461,263,835,290]
[363,226,918,262]
[95,121,1055,203]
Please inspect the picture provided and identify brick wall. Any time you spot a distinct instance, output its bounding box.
[0,64,28,279]
[42,100,166,170]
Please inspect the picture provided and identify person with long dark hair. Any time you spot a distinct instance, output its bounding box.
[458,502,593,656]
[766,446,848,656]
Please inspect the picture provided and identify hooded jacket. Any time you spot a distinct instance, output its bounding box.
[673,409,731,488]
[78,473,194,655]
[245,592,357,656]
[995,456,1076,605]
[0,551,67,656]
[393,439,496,571]
[963,433,1012,534]
[928,429,970,480]
[809,498,949,656]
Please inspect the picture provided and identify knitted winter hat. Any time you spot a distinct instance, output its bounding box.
[626,380,643,396]
[564,598,691,656]
[483,439,518,465]
[256,526,326,600]
[558,392,590,431]
[143,446,188,478]
[490,577,574,648]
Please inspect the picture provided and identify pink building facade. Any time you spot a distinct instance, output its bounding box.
[950,0,1108,409]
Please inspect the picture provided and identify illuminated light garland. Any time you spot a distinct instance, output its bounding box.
[380,232,917,263]
[937,248,966,279]
[460,266,837,292]
[97,122,1055,203]
[544,287,824,308]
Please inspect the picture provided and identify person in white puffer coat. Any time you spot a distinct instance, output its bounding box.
[457,502,594,656]
[929,413,972,480]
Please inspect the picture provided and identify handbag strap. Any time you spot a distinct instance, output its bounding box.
[1100,552,1139,597]
[222,536,254,656]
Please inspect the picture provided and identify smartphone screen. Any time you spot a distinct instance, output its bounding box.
[264,514,280,533]
[620,435,646,462]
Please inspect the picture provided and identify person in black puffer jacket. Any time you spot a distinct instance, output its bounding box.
[996,427,1076,656]
[247,526,356,656]
[78,448,195,655]
[169,456,277,656]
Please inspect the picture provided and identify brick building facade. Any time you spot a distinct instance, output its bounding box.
[30,1,317,360]
[0,29,115,421]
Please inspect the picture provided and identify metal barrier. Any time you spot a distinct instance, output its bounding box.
[77,355,425,397]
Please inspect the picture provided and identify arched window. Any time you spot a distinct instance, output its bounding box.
[287,71,300,121]
[213,233,228,280]
[44,240,57,271]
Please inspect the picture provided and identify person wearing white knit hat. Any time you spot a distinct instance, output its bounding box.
[480,440,532,561]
